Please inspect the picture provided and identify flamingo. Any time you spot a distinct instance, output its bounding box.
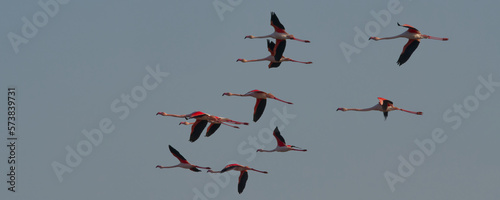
[207,164,268,194]
[222,90,293,122]
[257,127,307,152]
[244,12,310,43]
[336,97,423,120]
[369,22,448,66]
[155,145,211,172]
[237,39,312,68]
[157,111,248,142]
[179,116,249,137]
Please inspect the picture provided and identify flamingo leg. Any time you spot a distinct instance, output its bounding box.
[250,168,268,174]
[272,97,293,104]
[423,35,448,41]
[288,59,312,64]
[291,38,310,43]
[399,108,423,115]
[220,122,240,129]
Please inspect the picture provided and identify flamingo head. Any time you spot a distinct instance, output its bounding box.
[222,92,232,96]
[369,37,380,41]
[236,59,247,62]
[179,122,189,125]
[244,35,254,39]
[336,108,346,111]
[156,112,166,116]
[155,165,161,168]
[417,112,423,115]
[256,149,263,152]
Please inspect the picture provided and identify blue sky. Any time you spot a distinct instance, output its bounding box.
[1,0,499,199]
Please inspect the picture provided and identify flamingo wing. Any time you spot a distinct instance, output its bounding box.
[377,97,388,105]
[273,39,286,61]
[397,39,420,66]
[253,98,267,122]
[270,12,286,32]
[206,123,221,137]
[273,127,287,147]
[189,120,208,142]
[168,145,189,164]
[238,171,249,194]
[268,62,282,68]
[380,98,393,120]
[267,39,276,56]
[189,167,201,172]
[397,22,420,33]
[188,111,208,119]
[221,164,239,173]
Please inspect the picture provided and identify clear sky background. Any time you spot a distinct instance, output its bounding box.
[1,0,499,199]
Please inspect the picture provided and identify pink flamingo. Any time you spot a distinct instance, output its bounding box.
[257,127,307,152]
[208,164,268,194]
[336,97,423,120]
[237,39,312,68]
[369,23,448,66]
[157,111,248,142]
[245,12,310,43]
[222,90,293,122]
[155,145,211,172]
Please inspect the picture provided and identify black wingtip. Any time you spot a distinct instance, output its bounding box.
[397,22,401,26]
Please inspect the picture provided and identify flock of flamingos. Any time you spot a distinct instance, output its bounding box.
[154,12,448,194]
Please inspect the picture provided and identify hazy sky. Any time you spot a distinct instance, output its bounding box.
[1,0,499,199]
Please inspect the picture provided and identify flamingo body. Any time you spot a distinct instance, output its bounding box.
[223,90,292,122]
[336,97,423,120]
[156,145,211,172]
[257,127,307,152]
[244,12,310,43]
[369,22,448,66]
[208,164,267,194]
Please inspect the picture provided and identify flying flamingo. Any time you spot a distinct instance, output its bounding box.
[179,116,249,137]
[336,97,423,120]
[208,164,268,194]
[237,39,312,68]
[222,90,293,122]
[244,12,310,43]
[257,127,307,152]
[156,111,248,142]
[369,22,448,66]
[155,145,211,172]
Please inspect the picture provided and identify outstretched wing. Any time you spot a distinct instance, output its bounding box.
[270,12,286,32]
[253,99,267,122]
[397,22,420,33]
[189,120,208,142]
[273,39,286,61]
[273,127,286,147]
[206,123,221,137]
[268,62,282,68]
[267,39,276,56]
[169,145,188,164]
[397,39,420,66]
[238,171,249,194]
[221,164,239,173]
[189,167,201,172]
